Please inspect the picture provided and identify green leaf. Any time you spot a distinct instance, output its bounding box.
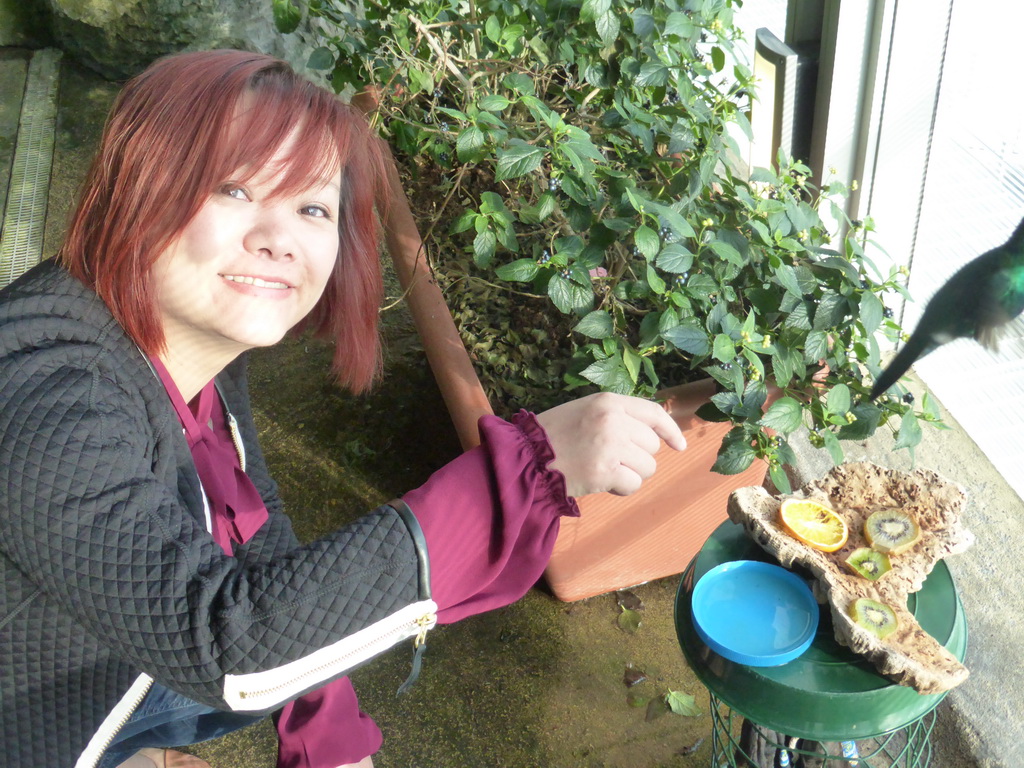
[664,11,694,39]
[712,428,758,475]
[560,145,595,183]
[548,272,594,314]
[495,142,545,181]
[272,0,302,34]
[822,428,845,465]
[617,607,642,633]
[759,397,804,434]
[485,14,501,43]
[838,402,881,440]
[307,47,335,71]
[452,210,478,234]
[502,73,534,95]
[860,290,884,333]
[696,402,731,422]
[711,46,726,72]
[711,391,740,415]
[500,23,526,50]
[813,292,848,330]
[635,225,661,258]
[666,691,702,717]
[473,229,497,267]
[536,192,556,221]
[623,346,642,384]
[750,167,779,185]
[456,126,487,162]
[709,239,745,266]
[580,354,633,393]
[479,94,513,111]
[663,323,710,355]
[656,243,694,274]
[495,258,540,282]
[769,463,792,493]
[804,330,829,364]
[825,383,851,415]
[479,191,505,214]
[574,310,615,339]
[775,264,803,296]
[632,8,656,38]
[646,263,666,295]
[636,62,669,87]
[554,235,585,259]
[406,65,434,94]
[712,333,735,363]
[742,380,768,414]
[894,409,922,452]
[771,352,794,387]
[785,302,813,331]
[582,0,613,22]
[596,10,621,46]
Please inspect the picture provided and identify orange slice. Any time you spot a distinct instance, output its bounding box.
[779,498,849,552]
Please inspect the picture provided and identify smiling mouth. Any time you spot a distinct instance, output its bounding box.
[222,274,290,289]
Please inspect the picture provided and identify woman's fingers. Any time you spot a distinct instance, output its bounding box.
[535,392,687,499]
[620,395,687,451]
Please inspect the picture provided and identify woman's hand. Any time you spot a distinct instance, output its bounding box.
[535,393,686,499]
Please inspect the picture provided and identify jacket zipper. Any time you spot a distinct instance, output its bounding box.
[225,411,246,471]
[228,607,437,710]
[76,674,153,768]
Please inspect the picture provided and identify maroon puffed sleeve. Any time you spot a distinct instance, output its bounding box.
[402,411,580,624]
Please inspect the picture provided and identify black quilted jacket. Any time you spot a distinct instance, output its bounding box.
[0,260,435,768]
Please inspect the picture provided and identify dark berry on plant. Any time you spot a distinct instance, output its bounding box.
[883,307,894,318]
[902,392,915,404]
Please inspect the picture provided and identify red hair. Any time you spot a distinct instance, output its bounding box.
[60,49,389,392]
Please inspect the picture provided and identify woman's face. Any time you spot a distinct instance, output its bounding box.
[152,142,342,364]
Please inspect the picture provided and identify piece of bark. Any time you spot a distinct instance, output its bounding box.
[728,462,974,694]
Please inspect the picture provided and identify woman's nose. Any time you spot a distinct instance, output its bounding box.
[243,208,297,260]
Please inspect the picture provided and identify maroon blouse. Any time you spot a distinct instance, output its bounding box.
[153,360,577,767]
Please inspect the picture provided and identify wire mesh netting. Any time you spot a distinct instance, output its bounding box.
[708,694,936,767]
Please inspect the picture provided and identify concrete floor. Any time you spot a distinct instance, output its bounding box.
[4,46,1020,767]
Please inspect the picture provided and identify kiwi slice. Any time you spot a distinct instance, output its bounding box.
[845,548,892,580]
[848,598,898,639]
[864,509,921,555]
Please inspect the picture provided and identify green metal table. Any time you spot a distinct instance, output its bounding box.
[675,521,968,766]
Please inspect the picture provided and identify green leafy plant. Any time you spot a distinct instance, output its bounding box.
[286,0,943,491]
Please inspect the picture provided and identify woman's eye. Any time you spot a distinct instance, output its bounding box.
[221,185,250,201]
[301,204,332,220]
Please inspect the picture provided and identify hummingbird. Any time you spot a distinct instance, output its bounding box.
[869,216,1024,401]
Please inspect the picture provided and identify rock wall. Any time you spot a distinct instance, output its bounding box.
[43,0,320,81]
[1,0,53,47]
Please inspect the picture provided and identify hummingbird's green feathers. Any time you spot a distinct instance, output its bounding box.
[869,215,1024,401]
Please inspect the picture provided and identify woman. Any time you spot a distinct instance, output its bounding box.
[0,50,685,768]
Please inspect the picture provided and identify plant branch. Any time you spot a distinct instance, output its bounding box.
[408,14,471,90]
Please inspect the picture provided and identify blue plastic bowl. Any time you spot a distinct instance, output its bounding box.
[690,560,819,667]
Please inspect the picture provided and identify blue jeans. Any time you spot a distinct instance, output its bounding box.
[97,682,263,768]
